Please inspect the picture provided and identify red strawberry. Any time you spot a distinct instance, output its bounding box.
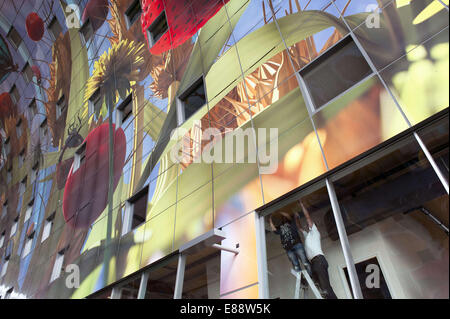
[141,0,229,55]
[62,123,126,229]
[26,12,45,42]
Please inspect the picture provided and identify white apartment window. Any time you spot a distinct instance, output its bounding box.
[1,202,7,218]
[22,231,34,258]
[16,119,22,139]
[19,176,27,196]
[41,212,55,243]
[73,143,86,172]
[299,35,373,111]
[146,10,168,50]
[1,258,9,278]
[80,18,94,44]
[22,62,33,83]
[40,118,48,139]
[31,162,39,184]
[50,249,65,283]
[125,0,142,29]
[7,26,21,50]
[28,98,37,118]
[56,95,66,119]
[10,216,19,238]
[88,89,101,116]
[48,17,62,41]
[4,137,10,156]
[9,85,19,104]
[116,94,133,127]
[6,168,12,183]
[122,187,148,236]
[176,77,206,125]
[24,199,34,222]
[18,148,25,168]
[0,231,5,247]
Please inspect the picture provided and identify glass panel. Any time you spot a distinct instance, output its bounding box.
[332,133,449,298]
[182,249,221,299]
[118,276,141,299]
[143,255,179,299]
[264,181,350,299]
[351,0,449,70]
[313,75,409,170]
[301,36,373,109]
[379,28,449,126]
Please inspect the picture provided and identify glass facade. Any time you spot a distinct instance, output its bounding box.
[0,0,448,299]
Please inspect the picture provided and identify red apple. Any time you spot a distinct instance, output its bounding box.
[26,12,45,42]
[62,123,126,228]
[141,0,230,55]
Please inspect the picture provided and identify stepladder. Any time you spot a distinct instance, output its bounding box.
[290,267,323,299]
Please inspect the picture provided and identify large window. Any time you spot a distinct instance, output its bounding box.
[123,187,149,235]
[330,128,448,298]
[125,0,142,29]
[263,182,347,299]
[300,36,372,111]
[41,212,55,243]
[146,10,168,49]
[177,77,206,125]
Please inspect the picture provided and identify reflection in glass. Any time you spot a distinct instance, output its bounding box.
[264,182,348,299]
[300,36,372,109]
[332,131,449,298]
[181,250,221,299]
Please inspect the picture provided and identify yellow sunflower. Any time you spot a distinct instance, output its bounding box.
[84,39,146,116]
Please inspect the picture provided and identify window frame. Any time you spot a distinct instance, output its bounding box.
[4,137,10,156]
[125,0,142,29]
[56,95,66,119]
[50,248,66,283]
[10,215,19,238]
[116,93,133,127]
[88,88,101,116]
[40,117,48,139]
[42,212,55,243]
[176,76,206,126]
[24,198,34,222]
[22,230,35,258]
[298,34,374,115]
[146,10,168,50]
[19,176,27,196]
[73,142,87,172]
[7,26,22,50]
[122,186,149,236]
[48,16,62,41]
[9,85,19,104]
[16,118,22,139]
[28,98,37,118]
[0,230,5,248]
[22,62,33,83]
